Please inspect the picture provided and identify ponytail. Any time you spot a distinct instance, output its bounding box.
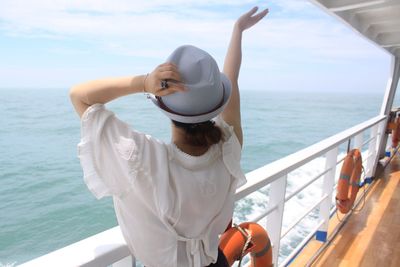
[172,120,222,147]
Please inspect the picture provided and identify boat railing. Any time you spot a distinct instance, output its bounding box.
[236,114,387,266]
[19,114,388,267]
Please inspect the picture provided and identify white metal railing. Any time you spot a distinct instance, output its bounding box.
[19,115,387,267]
[237,115,386,266]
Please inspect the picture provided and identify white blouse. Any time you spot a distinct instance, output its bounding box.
[77,103,246,267]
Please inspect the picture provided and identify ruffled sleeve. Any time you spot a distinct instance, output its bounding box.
[77,103,155,199]
[214,116,247,189]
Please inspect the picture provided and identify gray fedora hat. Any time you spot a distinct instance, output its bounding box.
[150,45,232,124]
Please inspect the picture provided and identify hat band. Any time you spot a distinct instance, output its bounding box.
[156,84,226,118]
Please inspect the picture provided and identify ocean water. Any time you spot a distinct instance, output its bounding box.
[0,88,388,265]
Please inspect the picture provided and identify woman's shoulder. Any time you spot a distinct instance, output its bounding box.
[214,116,240,147]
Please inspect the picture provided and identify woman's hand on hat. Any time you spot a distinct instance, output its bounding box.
[144,63,187,96]
[235,6,269,32]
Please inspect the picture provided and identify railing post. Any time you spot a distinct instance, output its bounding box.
[316,147,338,242]
[374,119,389,175]
[267,175,287,265]
[378,56,400,158]
[353,132,364,150]
[365,124,379,180]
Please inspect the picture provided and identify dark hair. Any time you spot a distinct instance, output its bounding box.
[172,120,222,147]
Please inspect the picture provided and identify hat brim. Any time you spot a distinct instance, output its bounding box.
[150,73,232,124]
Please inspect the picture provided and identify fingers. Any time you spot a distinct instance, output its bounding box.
[146,62,187,96]
[245,6,268,19]
[158,62,176,68]
[237,6,268,31]
[159,70,181,81]
[157,63,182,82]
[247,6,258,16]
[151,63,187,96]
[158,62,179,72]
[252,8,269,22]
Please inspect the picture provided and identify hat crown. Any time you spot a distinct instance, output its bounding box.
[161,45,224,116]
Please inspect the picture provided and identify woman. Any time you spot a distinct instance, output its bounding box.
[70,7,268,267]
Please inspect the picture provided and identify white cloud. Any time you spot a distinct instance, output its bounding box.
[0,0,238,55]
[0,0,386,61]
[0,0,390,90]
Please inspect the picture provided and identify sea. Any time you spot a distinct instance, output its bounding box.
[0,88,395,266]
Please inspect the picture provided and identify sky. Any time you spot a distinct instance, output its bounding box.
[0,0,393,92]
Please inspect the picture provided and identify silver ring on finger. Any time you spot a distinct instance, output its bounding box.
[160,80,169,90]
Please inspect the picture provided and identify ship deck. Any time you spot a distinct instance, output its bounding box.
[292,155,400,267]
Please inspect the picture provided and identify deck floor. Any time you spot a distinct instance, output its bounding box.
[291,156,400,267]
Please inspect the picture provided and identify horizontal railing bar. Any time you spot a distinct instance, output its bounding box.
[279,220,325,267]
[336,154,346,165]
[362,136,376,147]
[330,206,337,217]
[285,168,331,202]
[338,149,372,166]
[365,152,374,161]
[336,137,376,164]
[250,203,279,223]
[336,141,377,165]
[235,115,386,200]
[19,226,131,267]
[281,194,329,239]
[362,153,374,166]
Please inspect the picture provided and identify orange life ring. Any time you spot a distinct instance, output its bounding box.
[336,149,362,214]
[392,117,400,147]
[219,222,273,267]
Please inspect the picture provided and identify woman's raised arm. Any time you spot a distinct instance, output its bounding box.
[221,7,268,146]
[69,63,185,118]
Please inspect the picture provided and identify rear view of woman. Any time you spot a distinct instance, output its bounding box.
[70,7,268,267]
